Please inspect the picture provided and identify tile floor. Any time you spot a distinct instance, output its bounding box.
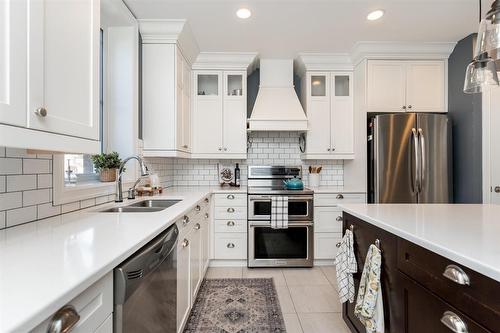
[205,266,351,333]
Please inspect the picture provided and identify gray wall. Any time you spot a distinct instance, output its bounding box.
[448,34,483,203]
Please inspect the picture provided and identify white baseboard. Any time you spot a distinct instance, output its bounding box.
[209,259,247,267]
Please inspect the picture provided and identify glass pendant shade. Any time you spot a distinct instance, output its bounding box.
[464,56,499,93]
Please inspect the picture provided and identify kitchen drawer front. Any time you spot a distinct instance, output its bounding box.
[32,272,113,333]
[314,193,365,206]
[398,238,500,331]
[399,272,491,333]
[214,193,247,207]
[214,233,247,259]
[215,219,247,233]
[214,206,247,220]
[314,206,343,233]
[314,232,342,259]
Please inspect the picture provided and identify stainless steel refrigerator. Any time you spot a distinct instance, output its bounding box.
[367,113,452,203]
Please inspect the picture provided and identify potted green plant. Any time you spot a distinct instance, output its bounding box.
[90,152,122,182]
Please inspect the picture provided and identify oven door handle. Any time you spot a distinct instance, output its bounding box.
[249,221,314,227]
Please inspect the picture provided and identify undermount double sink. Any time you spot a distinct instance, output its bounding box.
[99,199,181,213]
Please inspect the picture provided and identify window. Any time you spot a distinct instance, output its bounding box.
[64,29,104,186]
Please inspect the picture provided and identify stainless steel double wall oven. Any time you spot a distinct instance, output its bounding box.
[247,166,314,267]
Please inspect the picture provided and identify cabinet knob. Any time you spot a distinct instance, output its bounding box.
[47,305,80,333]
[227,243,235,249]
[440,311,468,333]
[227,207,235,213]
[408,105,413,109]
[336,242,341,248]
[194,223,201,230]
[204,197,210,203]
[182,239,189,247]
[224,147,228,151]
[332,147,336,151]
[227,194,235,200]
[336,194,344,199]
[218,147,222,151]
[195,205,201,212]
[442,265,470,286]
[327,148,331,151]
[204,213,209,219]
[402,105,407,110]
[227,221,235,226]
[494,186,500,193]
[336,216,343,222]
[34,107,47,117]
[182,215,189,226]
[182,144,188,149]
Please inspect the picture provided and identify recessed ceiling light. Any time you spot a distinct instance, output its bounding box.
[367,9,384,21]
[236,8,252,19]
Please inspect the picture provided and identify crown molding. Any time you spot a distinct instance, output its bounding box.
[138,19,200,64]
[295,53,353,76]
[350,41,456,66]
[192,52,259,73]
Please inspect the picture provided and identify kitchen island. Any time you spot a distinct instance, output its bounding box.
[339,204,500,333]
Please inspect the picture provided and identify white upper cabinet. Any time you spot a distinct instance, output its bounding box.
[0,0,27,127]
[367,60,447,113]
[406,61,446,112]
[142,44,192,157]
[367,61,407,112]
[0,0,100,154]
[302,72,354,159]
[192,70,247,159]
[28,0,99,140]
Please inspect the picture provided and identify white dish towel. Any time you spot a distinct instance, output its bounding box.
[354,244,384,333]
[334,229,357,303]
[271,196,288,229]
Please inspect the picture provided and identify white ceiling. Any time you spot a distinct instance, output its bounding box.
[124,0,480,57]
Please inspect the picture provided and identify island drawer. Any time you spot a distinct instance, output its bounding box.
[399,272,491,333]
[397,238,500,331]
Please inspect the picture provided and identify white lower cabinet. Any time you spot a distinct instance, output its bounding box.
[313,193,366,261]
[32,272,113,333]
[213,193,248,261]
[176,196,211,333]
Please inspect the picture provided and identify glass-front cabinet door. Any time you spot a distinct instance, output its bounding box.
[310,74,328,98]
[197,73,220,97]
[224,72,245,98]
[331,73,354,156]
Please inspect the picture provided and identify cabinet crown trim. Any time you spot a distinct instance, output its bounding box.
[193,52,258,73]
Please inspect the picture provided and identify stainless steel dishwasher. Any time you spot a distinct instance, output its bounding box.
[114,224,178,333]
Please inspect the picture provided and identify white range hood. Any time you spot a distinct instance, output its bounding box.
[248,59,308,131]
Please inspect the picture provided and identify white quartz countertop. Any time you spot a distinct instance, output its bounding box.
[0,186,243,333]
[309,186,366,194]
[339,204,500,282]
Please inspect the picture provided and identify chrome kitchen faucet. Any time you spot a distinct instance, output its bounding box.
[115,155,149,202]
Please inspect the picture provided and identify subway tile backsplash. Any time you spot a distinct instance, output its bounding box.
[0,132,343,230]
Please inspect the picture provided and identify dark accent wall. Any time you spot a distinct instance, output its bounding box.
[246,68,303,118]
[448,34,483,203]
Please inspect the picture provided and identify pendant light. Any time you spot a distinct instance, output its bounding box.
[464,0,500,93]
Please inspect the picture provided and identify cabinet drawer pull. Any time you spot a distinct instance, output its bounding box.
[336,242,341,248]
[336,216,343,222]
[194,223,201,230]
[224,147,228,151]
[48,305,80,333]
[443,265,470,286]
[227,243,235,249]
[34,107,48,118]
[182,144,188,149]
[182,239,189,248]
[227,194,235,200]
[336,194,344,199]
[227,207,235,213]
[195,205,201,212]
[440,311,468,333]
[182,215,189,226]
[227,221,235,226]
[205,213,209,219]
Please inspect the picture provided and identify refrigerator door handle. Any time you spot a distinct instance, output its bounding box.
[418,128,425,191]
[412,128,421,193]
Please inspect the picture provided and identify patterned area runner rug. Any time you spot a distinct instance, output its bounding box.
[183,278,287,333]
